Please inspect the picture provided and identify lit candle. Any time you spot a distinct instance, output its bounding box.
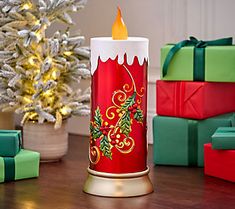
[84,7,153,197]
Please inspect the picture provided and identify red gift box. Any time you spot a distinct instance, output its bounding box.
[204,143,235,182]
[156,80,235,119]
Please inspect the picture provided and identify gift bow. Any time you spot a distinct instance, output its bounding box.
[162,36,233,81]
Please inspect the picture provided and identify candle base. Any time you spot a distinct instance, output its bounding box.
[83,167,153,197]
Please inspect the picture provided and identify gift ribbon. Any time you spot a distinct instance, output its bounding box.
[174,82,185,117]
[162,36,233,81]
[188,120,198,166]
[3,157,15,182]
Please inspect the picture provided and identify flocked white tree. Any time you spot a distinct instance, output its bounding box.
[0,0,91,129]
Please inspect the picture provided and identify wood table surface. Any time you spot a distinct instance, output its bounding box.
[1,134,235,209]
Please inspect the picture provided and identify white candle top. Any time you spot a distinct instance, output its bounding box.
[90,37,149,75]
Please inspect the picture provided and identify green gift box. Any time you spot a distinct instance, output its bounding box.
[153,113,235,167]
[212,127,235,149]
[0,130,22,157]
[161,37,235,82]
[0,149,40,183]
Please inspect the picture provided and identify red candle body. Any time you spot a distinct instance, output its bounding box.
[89,56,148,173]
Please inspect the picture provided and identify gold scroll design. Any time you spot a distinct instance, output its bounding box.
[90,64,145,164]
[89,145,100,165]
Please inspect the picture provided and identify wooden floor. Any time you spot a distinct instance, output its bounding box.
[1,134,235,209]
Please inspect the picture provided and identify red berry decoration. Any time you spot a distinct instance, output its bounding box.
[100,127,104,131]
[128,106,133,111]
[133,103,138,108]
[132,109,137,113]
[102,130,107,135]
[111,140,116,145]
[110,134,115,139]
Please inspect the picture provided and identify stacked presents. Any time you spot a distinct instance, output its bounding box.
[153,36,235,181]
[0,130,40,183]
[205,127,235,182]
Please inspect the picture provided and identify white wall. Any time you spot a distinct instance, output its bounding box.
[73,0,235,68]
[62,0,235,143]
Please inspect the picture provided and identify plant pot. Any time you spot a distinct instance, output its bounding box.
[0,111,15,129]
[23,120,68,162]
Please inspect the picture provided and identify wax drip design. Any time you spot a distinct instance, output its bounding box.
[90,37,148,75]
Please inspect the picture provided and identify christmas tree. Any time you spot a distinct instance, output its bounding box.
[0,0,90,129]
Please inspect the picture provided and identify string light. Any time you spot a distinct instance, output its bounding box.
[22,3,32,10]
[47,56,53,63]
[23,97,32,103]
[35,32,42,40]
[29,113,37,120]
[35,20,40,25]
[60,106,70,115]
[0,0,90,128]
[35,69,40,74]
[64,51,73,56]
[43,90,53,97]
[28,56,35,65]
[52,70,58,80]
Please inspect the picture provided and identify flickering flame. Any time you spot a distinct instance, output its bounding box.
[112,7,128,40]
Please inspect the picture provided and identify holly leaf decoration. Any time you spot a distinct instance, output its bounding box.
[100,135,112,159]
[134,108,144,123]
[94,107,102,128]
[90,122,102,139]
[92,127,103,139]
[90,122,93,131]
[121,92,136,110]
[120,111,131,136]
[90,122,94,135]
